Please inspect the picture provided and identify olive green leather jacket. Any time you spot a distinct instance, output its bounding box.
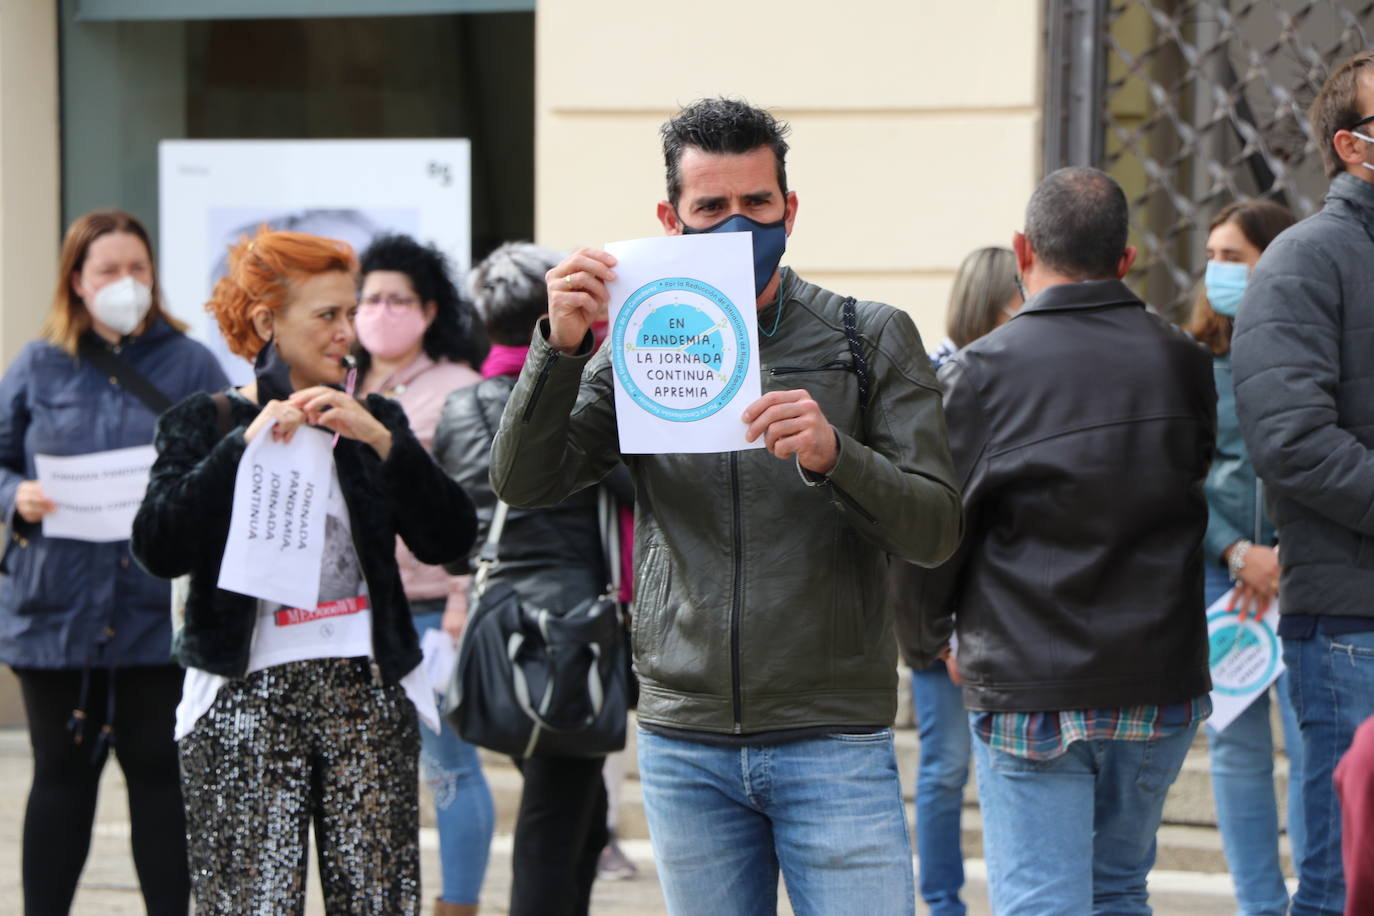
[491,268,962,736]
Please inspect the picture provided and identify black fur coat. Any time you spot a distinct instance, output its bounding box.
[131,389,476,683]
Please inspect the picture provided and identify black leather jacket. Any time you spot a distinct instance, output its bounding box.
[432,376,606,613]
[895,279,1216,712]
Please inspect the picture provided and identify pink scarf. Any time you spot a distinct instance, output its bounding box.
[481,344,530,379]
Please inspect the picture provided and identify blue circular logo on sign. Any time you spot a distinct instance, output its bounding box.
[611,277,750,422]
[1205,610,1280,697]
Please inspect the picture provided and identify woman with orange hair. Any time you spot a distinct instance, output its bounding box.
[0,208,226,915]
[131,227,476,914]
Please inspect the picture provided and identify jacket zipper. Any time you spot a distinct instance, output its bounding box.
[729,453,744,733]
[832,483,878,524]
[1254,478,1264,544]
[768,360,849,377]
[522,351,559,422]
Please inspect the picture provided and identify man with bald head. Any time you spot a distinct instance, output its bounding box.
[897,167,1216,914]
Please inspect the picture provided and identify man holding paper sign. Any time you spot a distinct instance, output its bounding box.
[491,98,962,915]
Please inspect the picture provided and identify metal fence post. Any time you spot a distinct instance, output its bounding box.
[1044,0,1109,172]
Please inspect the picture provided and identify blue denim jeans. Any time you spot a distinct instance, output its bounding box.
[972,721,1197,916]
[911,662,970,916]
[1202,561,1304,916]
[637,726,915,916]
[413,610,495,906]
[1283,629,1374,916]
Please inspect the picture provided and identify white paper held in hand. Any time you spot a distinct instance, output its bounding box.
[217,420,332,611]
[420,626,460,694]
[603,232,764,454]
[34,445,158,542]
[1205,588,1285,733]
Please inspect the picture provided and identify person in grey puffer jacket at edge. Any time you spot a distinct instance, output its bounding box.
[488,98,962,916]
[1230,50,1374,916]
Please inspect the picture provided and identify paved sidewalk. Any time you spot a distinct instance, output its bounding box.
[0,727,1247,914]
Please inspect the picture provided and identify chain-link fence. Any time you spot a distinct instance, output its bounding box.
[1045,0,1374,320]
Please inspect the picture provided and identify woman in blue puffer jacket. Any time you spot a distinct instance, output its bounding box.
[0,209,227,915]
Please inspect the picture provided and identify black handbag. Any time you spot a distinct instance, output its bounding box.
[444,492,629,758]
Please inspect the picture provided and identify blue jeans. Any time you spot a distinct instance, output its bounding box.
[413,610,495,906]
[1283,629,1374,916]
[972,721,1197,916]
[1202,561,1304,916]
[911,662,970,916]
[637,726,915,916]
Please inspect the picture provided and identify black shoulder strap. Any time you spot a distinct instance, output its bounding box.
[77,333,173,415]
[841,297,870,411]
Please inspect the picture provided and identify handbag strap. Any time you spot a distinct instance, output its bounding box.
[77,333,173,415]
[479,488,619,599]
[472,500,510,597]
[597,486,621,596]
[472,381,511,598]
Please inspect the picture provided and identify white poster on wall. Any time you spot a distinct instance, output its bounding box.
[159,139,471,384]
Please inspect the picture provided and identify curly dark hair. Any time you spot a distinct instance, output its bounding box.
[661,98,791,207]
[356,233,486,373]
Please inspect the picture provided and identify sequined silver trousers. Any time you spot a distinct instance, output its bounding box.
[179,658,420,915]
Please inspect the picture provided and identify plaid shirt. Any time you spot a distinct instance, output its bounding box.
[971,695,1212,761]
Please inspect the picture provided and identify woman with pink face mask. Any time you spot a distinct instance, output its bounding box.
[355,234,491,916]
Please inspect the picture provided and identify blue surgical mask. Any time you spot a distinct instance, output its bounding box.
[680,212,787,297]
[1204,260,1248,318]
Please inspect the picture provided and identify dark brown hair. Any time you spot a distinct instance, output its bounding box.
[1185,199,1297,355]
[43,209,184,355]
[1309,50,1374,179]
[661,98,790,208]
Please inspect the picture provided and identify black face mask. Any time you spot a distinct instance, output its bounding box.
[253,339,296,404]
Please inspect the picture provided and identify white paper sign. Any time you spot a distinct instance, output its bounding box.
[34,446,158,542]
[217,422,332,610]
[420,626,460,694]
[603,233,764,454]
[1206,589,1285,732]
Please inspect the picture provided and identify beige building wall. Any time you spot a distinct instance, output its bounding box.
[0,0,59,725]
[535,0,1043,347]
[0,0,60,368]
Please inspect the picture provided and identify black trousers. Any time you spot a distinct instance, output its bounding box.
[510,754,608,916]
[14,664,189,916]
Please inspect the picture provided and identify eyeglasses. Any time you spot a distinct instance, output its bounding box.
[1353,113,1374,131]
[358,294,419,310]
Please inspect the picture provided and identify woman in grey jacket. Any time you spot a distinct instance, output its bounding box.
[1185,198,1300,916]
[432,242,610,916]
